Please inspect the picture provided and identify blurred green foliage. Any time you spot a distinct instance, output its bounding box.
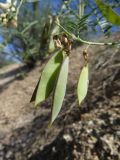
[0,0,120,68]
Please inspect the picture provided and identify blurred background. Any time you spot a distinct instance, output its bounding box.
[0,0,120,68]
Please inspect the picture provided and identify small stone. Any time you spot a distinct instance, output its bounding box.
[0,150,4,156]
[15,152,21,159]
[0,144,4,151]
[0,131,5,139]
[63,134,73,142]
[116,131,120,136]
[52,146,56,153]
[22,143,26,148]
[6,151,13,159]
[0,157,3,160]
[88,120,94,126]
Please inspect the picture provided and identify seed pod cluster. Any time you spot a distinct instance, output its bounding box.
[31,33,90,125]
[31,49,69,125]
[53,33,72,55]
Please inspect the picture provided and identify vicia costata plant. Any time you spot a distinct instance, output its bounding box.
[29,0,120,125]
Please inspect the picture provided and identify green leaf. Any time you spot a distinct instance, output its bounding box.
[77,64,89,105]
[79,0,85,19]
[95,0,120,25]
[35,49,63,106]
[50,56,69,125]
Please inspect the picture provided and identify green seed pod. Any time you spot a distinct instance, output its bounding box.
[34,49,63,106]
[50,55,69,125]
[77,64,89,105]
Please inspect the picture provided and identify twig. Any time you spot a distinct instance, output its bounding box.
[21,20,38,35]
[16,0,24,17]
[57,22,120,46]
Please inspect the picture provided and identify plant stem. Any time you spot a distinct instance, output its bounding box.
[16,0,24,17]
[57,23,120,46]
[21,20,38,35]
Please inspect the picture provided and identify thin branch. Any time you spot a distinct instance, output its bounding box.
[16,0,24,17]
[57,22,120,46]
[21,20,38,35]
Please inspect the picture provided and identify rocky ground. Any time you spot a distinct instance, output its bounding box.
[0,34,120,160]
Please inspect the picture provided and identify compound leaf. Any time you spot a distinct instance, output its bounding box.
[79,0,85,19]
[50,56,69,125]
[77,64,89,105]
[35,49,63,106]
[95,0,120,25]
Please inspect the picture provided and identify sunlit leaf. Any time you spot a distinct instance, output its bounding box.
[35,49,63,106]
[77,64,89,105]
[95,0,120,25]
[50,56,69,125]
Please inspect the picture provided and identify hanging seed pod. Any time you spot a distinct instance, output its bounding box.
[34,49,63,106]
[77,64,89,105]
[50,55,69,125]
